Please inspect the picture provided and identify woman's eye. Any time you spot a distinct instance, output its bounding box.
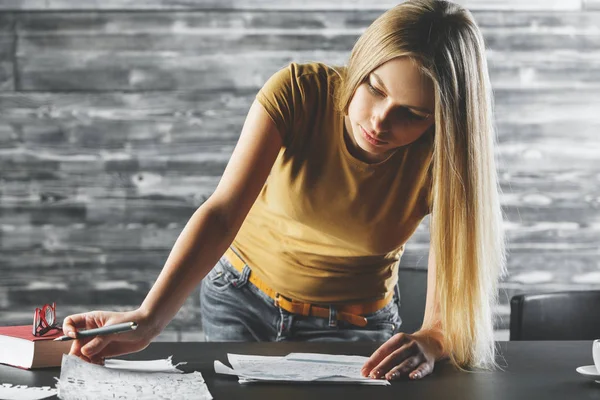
[407,110,428,121]
[397,108,428,122]
[366,82,383,97]
[366,80,430,122]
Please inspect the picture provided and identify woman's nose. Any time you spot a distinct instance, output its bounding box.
[371,104,390,132]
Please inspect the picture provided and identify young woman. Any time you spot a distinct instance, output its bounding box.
[62,0,506,381]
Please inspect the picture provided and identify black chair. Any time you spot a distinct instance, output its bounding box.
[510,291,600,340]
[397,268,427,334]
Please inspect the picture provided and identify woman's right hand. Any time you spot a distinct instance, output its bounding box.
[61,308,158,365]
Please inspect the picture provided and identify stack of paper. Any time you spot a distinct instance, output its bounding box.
[56,354,213,399]
[215,353,390,385]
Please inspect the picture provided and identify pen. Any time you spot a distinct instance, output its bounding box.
[53,321,138,341]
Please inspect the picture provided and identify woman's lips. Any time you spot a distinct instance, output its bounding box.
[360,125,387,146]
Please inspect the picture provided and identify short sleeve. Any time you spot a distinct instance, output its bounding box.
[256,63,305,146]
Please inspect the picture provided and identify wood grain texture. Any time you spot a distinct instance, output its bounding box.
[2,88,598,123]
[3,115,600,151]
[0,13,13,32]
[20,26,599,54]
[17,32,358,56]
[14,51,600,91]
[0,13,14,91]
[4,221,598,256]
[460,0,582,10]
[0,62,13,91]
[2,5,600,333]
[0,168,223,199]
[15,10,600,33]
[1,0,396,11]
[15,10,380,32]
[0,0,584,11]
[13,11,600,91]
[0,198,203,225]
[17,53,347,92]
[0,91,255,121]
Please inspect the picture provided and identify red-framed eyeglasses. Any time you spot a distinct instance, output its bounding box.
[32,302,61,337]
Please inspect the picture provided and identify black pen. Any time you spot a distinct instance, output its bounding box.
[54,321,138,341]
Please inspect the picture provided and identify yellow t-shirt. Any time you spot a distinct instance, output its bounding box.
[232,62,433,305]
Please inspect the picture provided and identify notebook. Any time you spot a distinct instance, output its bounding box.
[0,325,71,369]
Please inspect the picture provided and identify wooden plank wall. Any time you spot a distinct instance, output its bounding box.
[0,0,599,341]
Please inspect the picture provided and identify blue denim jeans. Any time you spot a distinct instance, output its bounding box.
[200,254,402,342]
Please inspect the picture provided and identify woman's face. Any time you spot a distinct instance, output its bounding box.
[345,57,435,163]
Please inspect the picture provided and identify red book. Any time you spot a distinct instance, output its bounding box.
[0,325,71,369]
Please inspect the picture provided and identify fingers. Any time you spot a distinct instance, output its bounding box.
[87,356,106,366]
[69,337,108,366]
[69,340,146,367]
[89,341,148,360]
[62,313,90,338]
[374,354,434,381]
[68,336,91,357]
[366,340,420,379]
[78,336,149,361]
[361,333,410,377]
[62,310,140,366]
[68,339,95,364]
[69,336,129,366]
[385,355,422,380]
[81,336,111,358]
[362,332,436,381]
[408,361,434,380]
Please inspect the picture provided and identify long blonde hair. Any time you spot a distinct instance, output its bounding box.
[337,0,507,370]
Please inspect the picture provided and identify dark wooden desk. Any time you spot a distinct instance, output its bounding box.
[0,341,597,399]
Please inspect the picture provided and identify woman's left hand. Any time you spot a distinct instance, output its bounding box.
[361,330,445,381]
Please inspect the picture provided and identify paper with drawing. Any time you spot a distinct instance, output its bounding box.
[0,383,56,400]
[56,354,212,399]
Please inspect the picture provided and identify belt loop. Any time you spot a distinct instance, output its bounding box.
[394,282,401,308]
[274,293,281,308]
[229,245,245,262]
[232,264,251,288]
[302,303,311,316]
[328,306,338,328]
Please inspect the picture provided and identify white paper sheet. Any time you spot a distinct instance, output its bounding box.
[104,355,186,373]
[214,353,390,385]
[0,383,56,400]
[57,354,213,400]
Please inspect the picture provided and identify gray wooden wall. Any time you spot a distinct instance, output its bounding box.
[1,0,599,341]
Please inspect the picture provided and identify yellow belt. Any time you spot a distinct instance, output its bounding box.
[224,247,394,328]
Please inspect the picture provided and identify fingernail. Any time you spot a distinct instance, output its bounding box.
[389,371,400,380]
[68,331,76,338]
[369,370,380,379]
[412,372,420,379]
